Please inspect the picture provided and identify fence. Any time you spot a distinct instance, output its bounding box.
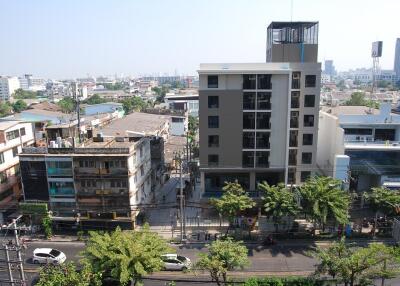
[392,218,400,242]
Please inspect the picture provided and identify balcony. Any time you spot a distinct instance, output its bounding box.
[344,139,400,151]
[74,167,128,177]
[47,168,73,177]
[0,176,19,193]
[49,188,75,196]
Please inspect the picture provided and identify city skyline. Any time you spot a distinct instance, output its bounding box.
[1,0,399,78]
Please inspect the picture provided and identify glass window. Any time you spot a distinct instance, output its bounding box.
[208,96,219,108]
[6,130,19,141]
[257,92,271,110]
[288,168,296,184]
[207,75,218,88]
[302,152,312,164]
[256,132,270,149]
[12,147,18,157]
[289,130,298,147]
[243,132,255,149]
[303,134,313,145]
[255,151,269,168]
[305,75,316,88]
[301,171,311,182]
[0,153,3,164]
[257,74,272,89]
[20,128,26,136]
[256,113,271,129]
[290,111,299,128]
[208,135,219,147]
[291,91,300,108]
[304,94,315,107]
[344,128,372,135]
[242,151,254,168]
[243,74,256,89]
[289,149,297,165]
[208,116,219,128]
[292,72,301,89]
[208,154,219,166]
[243,92,256,110]
[304,115,314,127]
[243,113,255,129]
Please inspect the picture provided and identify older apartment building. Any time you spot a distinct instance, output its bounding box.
[198,22,321,196]
[0,120,35,223]
[20,136,152,229]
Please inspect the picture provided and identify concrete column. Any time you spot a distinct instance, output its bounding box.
[250,171,256,190]
[200,172,205,195]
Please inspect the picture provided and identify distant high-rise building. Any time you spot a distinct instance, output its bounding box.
[394,38,400,76]
[0,76,20,101]
[324,60,336,77]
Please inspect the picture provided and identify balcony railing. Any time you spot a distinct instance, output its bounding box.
[47,168,73,177]
[49,188,75,196]
[344,139,400,147]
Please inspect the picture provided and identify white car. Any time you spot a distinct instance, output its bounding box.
[161,254,191,271]
[32,248,66,265]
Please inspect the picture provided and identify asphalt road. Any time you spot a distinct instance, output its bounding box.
[2,240,399,285]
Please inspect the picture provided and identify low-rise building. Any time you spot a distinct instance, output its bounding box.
[0,76,20,101]
[0,120,35,223]
[20,136,152,229]
[317,103,400,192]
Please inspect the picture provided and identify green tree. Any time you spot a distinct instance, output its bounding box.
[196,238,249,286]
[210,182,255,232]
[345,92,366,106]
[57,97,75,113]
[82,225,171,286]
[0,101,13,117]
[102,82,126,90]
[313,239,400,286]
[13,88,37,99]
[120,96,148,114]
[12,99,28,113]
[83,94,108,105]
[299,176,350,230]
[36,262,101,286]
[152,85,169,103]
[42,214,52,239]
[260,182,299,233]
[364,187,400,217]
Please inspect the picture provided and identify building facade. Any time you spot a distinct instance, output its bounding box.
[20,136,153,229]
[395,38,400,77]
[0,120,35,223]
[0,76,20,101]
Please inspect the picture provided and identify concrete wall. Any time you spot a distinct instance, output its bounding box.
[270,44,318,63]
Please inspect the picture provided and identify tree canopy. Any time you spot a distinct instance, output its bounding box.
[260,182,299,232]
[196,238,249,286]
[344,92,380,109]
[0,101,13,118]
[57,97,76,113]
[152,85,169,103]
[364,187,400,217]
[299,176,350,229]
[82,226,171,286]
[83,94,109,105]
[120,96,149,114]
[210,182,255,226]
[13,88,37,99]
[12,99,28,113]
[313,239,400,286]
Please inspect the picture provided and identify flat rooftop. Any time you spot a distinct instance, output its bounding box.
[322,106,381,116]
[79,138,135,149]
[0,120,21,131]
[100,112,170,136]
[198,62,319,74]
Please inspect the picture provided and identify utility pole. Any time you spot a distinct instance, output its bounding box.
[174,151,186,242]
[12,219,25,283]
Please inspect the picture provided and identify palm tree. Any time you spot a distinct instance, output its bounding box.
[259,182,299,233]
[299,176,350,231]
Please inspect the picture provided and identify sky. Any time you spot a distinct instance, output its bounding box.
[1,0,399,79]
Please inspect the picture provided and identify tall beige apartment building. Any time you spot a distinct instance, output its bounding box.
[198,22,321,196]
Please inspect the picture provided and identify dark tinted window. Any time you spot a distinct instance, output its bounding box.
[304,94,315,107]
[344,128,372,135]
[305,75,316,88]
[208,155,219,166]
[50,249,61,257]
[12,147,18,157]
[290,111,299,128]
[243,75,256,89]
[291,91,300,108]
[208,96,219,108]
[288,168,296,184]
[256,132,270,149]
[302,152,312,164]
[243,113,255,129]
[292,72,301,89]
[208,116,219,128]
[208,75,218,88]
[243,132,255,149]
[257,74,272,89]
[208,135,219,147]
[243,92,256,110]
[289,130,298,147]
[20,128,26,136]
[255,151,269,168]
[304,115,314,127]
[303,134,313,145]
[242,151,254,168]
[301,171,311,182]
[257,92,271,110]
[256,113,271,129]
[289,149,297,165]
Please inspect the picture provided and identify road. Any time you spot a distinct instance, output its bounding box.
[2,240,398,285]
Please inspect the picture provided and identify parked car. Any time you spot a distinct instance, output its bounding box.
[32,248,66,264]
[161,254,191,271]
